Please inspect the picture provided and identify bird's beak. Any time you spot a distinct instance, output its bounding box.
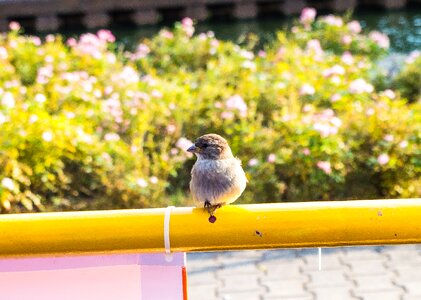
[187,145,198,153]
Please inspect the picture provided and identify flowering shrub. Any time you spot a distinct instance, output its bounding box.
[0,10,420,213]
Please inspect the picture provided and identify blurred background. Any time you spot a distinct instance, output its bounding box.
[0,0,420,213]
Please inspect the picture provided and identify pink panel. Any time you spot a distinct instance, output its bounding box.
[141,265,184,300]
[0,253,185,272]
[0,265,141,300]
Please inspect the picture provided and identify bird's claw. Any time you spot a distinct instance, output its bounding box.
[204,201,223,223]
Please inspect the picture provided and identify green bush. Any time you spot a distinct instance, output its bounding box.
[393,52,421,103]
[0,12,419,213]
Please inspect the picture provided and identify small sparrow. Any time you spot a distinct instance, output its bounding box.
[187,134,247,223]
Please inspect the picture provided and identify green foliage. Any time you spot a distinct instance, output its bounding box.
[0,14,419,213]
[393,53,421,103]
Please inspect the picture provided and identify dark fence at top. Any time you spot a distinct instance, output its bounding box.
[0,0,419,32]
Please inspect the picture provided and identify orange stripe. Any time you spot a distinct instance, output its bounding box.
[182,266,188,300]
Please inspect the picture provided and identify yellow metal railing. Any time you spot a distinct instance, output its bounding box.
[0,198,420,257]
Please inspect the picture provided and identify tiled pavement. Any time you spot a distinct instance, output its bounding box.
[187,245,421,300]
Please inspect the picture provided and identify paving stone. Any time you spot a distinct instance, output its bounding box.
[187,254,220,271]
[216,262,260,276]
[187,246,421,300]
[385,252,421,265]
[394,266,421,282]
[262,279,310,298]
[262,250,299,260]
[186,260,221,272]
[345,259,388,275]
[401,282,421,298]
[302,253,346,271]
[353,274,400,292]
[261,261,305,280]
[218,290,264,300]
[306,270,351,288]
[220,250,264,260]
[353,290,404,300]
[344,249,384,261]
[402,295,421,300]
[263,295,313,300]
[188,271,218,285]
[263,269,307,281]
[189,285,218,300]
[311,286,356,300]
[220,274,262,290]
[262,259,306,270]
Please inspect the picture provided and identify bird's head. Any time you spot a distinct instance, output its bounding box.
[187,134,233,160]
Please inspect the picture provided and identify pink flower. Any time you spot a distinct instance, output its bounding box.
[151,90,163,98]
[341,35,352,45]
[258,50,266,57]
[214,101,223,109]
[267,153,276,163]
[9,21,20,31]
[381,89,396,99]
[300,84,315,96]
[399,140,408,148]
[46,34,55,43]
[276,47,286,60]
[42,131,53,142]
[170,148,179,156]
[182,17,193,27]
[160,29,174,39]
[369,31,390,49]
[166,124,176,134]
[313,123,338,137]
[132,44,150,59]
[1,92,15,108]
[331,94,341,102]
[97,29,115,43]
[303,104,313,112]
[181,17,194,37]
[104,133,120,142]
[317,161,332,174]
[240,49,254,59]
[300,7,316,25]
[321,15,343,27]
[302,148,311,156]
[330,117,342,128]
[31,36,42,46]
[150,176,159,184]
[248,158,259,167]
[341,51,354,65]
[176,137,193,153]
[377,153,390,165]
[225,95,248,117]
[0,47,8,60]
[67,38,77,47]
[347,21,362,34]
[306,39,324,57]
[35,93,46,103]
[366,108,375,116]
[136,178,148,188]
[384,134,394,142]
[323,65,345,77]
[221,111,234,120]
[349,78,374,94]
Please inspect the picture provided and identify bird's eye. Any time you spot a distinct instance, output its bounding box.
[202,143,209,148]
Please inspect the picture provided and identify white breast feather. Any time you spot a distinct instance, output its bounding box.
[190,158,247,206]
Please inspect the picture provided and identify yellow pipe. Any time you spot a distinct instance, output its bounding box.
[0,199,420,258]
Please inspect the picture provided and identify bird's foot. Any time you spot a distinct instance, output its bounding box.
[204,201,223,223]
